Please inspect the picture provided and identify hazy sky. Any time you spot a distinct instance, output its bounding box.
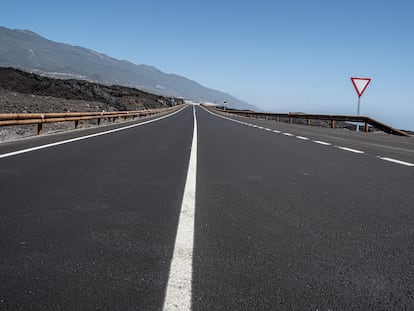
[1,0,413,129]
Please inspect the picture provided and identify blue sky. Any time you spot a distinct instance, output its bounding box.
[1,0,413,130]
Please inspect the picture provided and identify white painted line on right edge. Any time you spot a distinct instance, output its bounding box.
[200,107,414,168]
[313,140,331,146]
[377,157,414,167]
[336,146,365,154]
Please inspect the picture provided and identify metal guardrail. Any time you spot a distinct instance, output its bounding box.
[0,105,181,135]
[205,106,410,137]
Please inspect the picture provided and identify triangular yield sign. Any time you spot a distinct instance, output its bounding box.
[351,77,371,97]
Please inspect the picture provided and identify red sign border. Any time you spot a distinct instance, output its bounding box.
[351,77,371,97]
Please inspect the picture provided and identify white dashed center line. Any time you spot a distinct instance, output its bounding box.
[296,136,309,140]
[283,132,294,136]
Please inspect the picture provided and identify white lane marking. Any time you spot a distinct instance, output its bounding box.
[336,146,365,154]
[378,157,414,167]
[283,132,294,136]
[265,128,272,131]
[200,107,414,168]
[313,140,331,146]
[163,105,197,310]
[0,106,187,159]
[258,126,264,129]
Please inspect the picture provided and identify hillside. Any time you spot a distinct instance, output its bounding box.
[0,67,182,113]
[0,26,258,111]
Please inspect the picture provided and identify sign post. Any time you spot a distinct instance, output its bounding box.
[351,77,371,132]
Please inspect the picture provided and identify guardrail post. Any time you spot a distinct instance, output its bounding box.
[37,123,43,135]
[276,116,280,122]
[331,120,335,128]
[307,119,311,126]
[364,122,369,132]
[97,118,101,126]
[289,117,293,124]
[75,120,79,129]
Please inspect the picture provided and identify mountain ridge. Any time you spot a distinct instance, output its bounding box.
[0,26,257,111]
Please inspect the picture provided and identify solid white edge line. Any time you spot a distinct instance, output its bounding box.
[378,157,414,167]
[313,140,331,146]
[336,146,365,154]
[0,106,187,159]
[163,105,197,310]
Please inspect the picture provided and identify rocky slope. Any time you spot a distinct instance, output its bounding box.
[0,67,182,113]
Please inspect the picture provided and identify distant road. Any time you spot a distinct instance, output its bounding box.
[1,105,413,310]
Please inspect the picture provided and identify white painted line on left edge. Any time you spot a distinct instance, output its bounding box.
[336,146,365,154]
[0,106,187,159]
[163,105,197,310]
[378,157,414,167]
[283,132,294,136]
[296,136,309,140]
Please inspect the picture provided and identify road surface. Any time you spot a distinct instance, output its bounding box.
[1,105,413,310]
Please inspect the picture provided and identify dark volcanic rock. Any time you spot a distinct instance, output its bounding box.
[0,67,183,113]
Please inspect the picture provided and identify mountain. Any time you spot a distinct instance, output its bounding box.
[0,26,257,111]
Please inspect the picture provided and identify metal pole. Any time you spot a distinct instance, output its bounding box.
[356,96,361,132]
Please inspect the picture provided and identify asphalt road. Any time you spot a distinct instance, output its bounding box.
[1,105,413,310]
[0,107,193,310]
